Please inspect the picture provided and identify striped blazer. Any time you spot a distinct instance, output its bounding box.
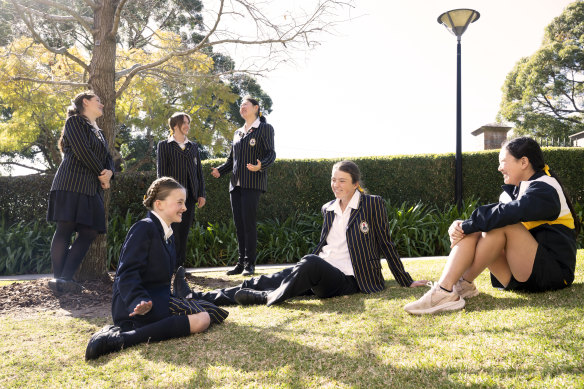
[216,122,276,192]
[50,115,114,196]
[157,139,205,200]
[313,194,414,292]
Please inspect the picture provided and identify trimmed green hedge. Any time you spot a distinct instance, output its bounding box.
[1,148,583,226]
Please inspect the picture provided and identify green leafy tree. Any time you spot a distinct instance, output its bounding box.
[1,0,352,279]
[498,1,584,140]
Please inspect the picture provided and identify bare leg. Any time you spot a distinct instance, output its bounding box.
[188,312,210,333]
[440,224,538,289]
[469,223,538,285]
[438,232,481,290]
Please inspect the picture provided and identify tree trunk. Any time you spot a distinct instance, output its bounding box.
[78,0,119,281]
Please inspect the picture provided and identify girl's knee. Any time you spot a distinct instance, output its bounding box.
[188,312,210,333]
[297,255,321,272]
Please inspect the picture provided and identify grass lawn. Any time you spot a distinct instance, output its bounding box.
[1,251,583,388]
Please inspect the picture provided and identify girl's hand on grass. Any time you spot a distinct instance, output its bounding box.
[448,220,465,248]
[409,280,429,288]
[129,300,152,316]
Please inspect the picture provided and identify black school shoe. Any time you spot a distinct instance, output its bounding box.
[242,263,255,276]
[173,266,192,298]
[47,278,83,294]
[85,325,124,360]
[226,262,245,276]
[234,288,267,305]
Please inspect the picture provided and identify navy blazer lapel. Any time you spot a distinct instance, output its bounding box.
[170,141,194,160]
[347,193,364,229]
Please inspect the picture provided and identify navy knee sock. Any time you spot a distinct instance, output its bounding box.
[121,315,191,348]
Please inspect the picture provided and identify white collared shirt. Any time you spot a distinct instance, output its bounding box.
[318,190,361,276]
[234,117,261,141]
[151,211,174,241]
[167,134,190,150]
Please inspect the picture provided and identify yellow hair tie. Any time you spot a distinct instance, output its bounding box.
[543,164,551,176]
[143,194,147,201]
[357,184,364,193]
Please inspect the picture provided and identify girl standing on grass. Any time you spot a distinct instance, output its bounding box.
[47,91,114,294]
[405,136,580,315]
[211,96,276,277]
[157,112,206,269]
[85,177,228,360]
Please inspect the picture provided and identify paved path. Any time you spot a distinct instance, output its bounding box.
[0,257,443,281]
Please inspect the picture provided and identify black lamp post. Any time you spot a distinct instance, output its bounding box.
[437,9,480,210]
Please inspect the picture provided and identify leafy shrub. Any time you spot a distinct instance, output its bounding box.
[0,218,53,275]
[2,200,582,275]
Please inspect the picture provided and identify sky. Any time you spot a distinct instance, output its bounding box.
[250,0,576,159]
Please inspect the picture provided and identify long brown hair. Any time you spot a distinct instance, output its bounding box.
[58,90,98,152]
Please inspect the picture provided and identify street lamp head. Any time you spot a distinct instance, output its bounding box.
[437,9,480,39]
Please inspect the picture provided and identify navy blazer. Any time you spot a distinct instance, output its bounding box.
[216,122,276,192]
[312,194,414,292]
[50,115,114,195]
[156,139,205,200]
[112,212,176,328]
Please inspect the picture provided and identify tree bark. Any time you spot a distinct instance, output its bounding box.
[78,0,119,281]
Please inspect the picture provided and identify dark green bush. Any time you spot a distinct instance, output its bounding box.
[2,148,582,226]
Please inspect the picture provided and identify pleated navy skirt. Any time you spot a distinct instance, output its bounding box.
[47,190,106,233]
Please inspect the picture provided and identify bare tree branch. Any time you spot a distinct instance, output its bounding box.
[11,0,90,72]
[109,0,130,39]
[11,77,89,87]
[19,0,95,32]
[7,2,93,25]
[0,161,46,173]
[115,0,226,97]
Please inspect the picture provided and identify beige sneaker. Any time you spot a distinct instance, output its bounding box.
[454,277,479,298]
[404,282,465,315]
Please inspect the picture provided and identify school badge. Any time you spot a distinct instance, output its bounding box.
[360,221,369,234]
[249,138,256,147]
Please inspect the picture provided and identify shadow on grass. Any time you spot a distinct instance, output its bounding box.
[458,281,584,312]
[119,320,474,388]
[82,280,584,386]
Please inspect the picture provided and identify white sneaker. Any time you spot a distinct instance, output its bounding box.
[404,282,465,315]
[454,277,479,298]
